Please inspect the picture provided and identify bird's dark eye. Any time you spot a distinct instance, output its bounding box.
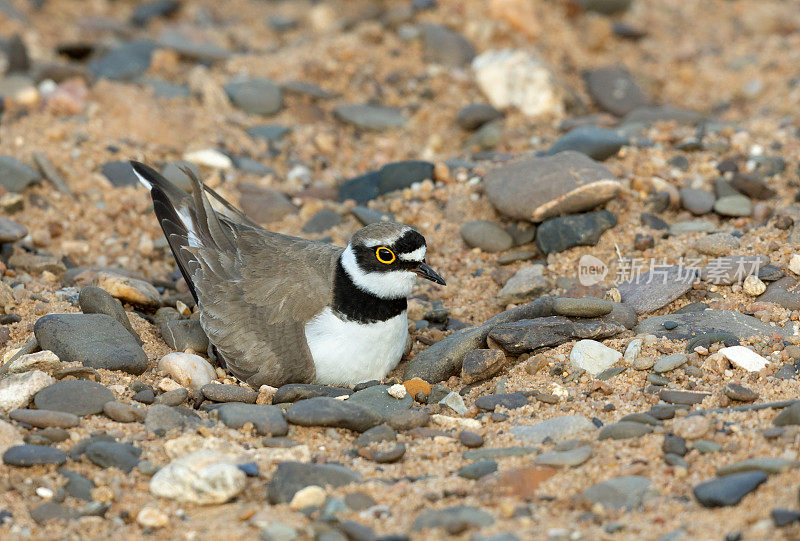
[375,246,395,264]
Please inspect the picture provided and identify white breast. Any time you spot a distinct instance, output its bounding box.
[304,307,408,386]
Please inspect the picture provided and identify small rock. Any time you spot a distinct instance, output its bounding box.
[1,350,60,375]
[93,272,160,310]
[289,485,326,510]
[85,441,141,472]
[496,265,549,304]
[302,209,341,234]
[158,353,216,391]
[411,505,494,532]
[334,104,406,131]
[552,297,613,318]
[570,340,621,375]
[0,156,40,192]
[136,505,169,529]
[3,444,67,466]
[680,189,715,216]
[267,462,360,504]
[693,472,767,507]
[535,210,617,254]
[475,393,527,411]
[773,402,800,426]
[584,65,648,117]
[510,415,596,443]
[718,346,769,372]
[672,416,712,440]
[224,78,282,115]
[742,275,766,296]
[285,397,381,432]
[78,286,141,343]
[201,383,258,404]
[9,409,79,428]
[534,445,592,467]
[34,380,114,416]
[653,353,688,374]
[723,383,758,402]
[217,403,288,436]
[458,431,484,448]
[150,450,246,504]
[462,349,506,384]
[693,233,740,256]
[599,421,653,440]
[545,126,627,161]
[458,459,497,480]
[456,103,503,130]
[101,160,140,187]
[582,476,651,510]
[103,401,145,423]
[420,24,475,67]
[460,221,514,252]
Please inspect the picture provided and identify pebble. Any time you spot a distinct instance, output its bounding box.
[535,210,617,254]
[534,445,592,467]
[0,370,55,413]
[158,318,210,352]
[89,40,154,80]
[484,151,620,222]
[94,271,161,309]
[9,408,79,428]
[136,505,169,529]
[582,476,651,510]
[29,502,79,524]
[545,126,628,161]
[0,217,28,243]
[496,264,549,303]
[358,442,405,463]
[510,415,596,443]
[552,297,613,318]
[759,276,800,310]
[773,402,800,426]
[217,403,288,436]
[302,209,341,234]
[475,392,527,411]
[693,472,767,507]
[60,469,94,500]
[672,416,712,439]
[267,462,360,504]
[334,104,406,131]
[723,383,758,402]
[158,352,216,391]
[599,421,653,440]
[386,384,407,399]
[456,103,503,130]
[460,221,513,252]
[150,450,246,504]
[462,349,506,384]
[285,397,381,432]
[260,523,299,541]
[289,485,326,510]
[584,65,648,117]
[717,458,797,476]
[3,444,67,466]
[34,313,148,374]
[183,149,232,169]
[354,425,396,448]
[103,401,145,423]
[155,388,189,406]
[663,434,688,456]
[0,420,23,454]
[377,160,434,195]
[34,380,114,416]
[0,156,40,192]
[420,24,475,67]
[78,286,141,343]
[85,441,141,472]
[714,195,752,217]
[772,509,800,528]
[458,431,484,448]
[411,505,494,532]
[742,275,766,296]
[635,309,792,341]
[654,353,688,373]
[201,383,258,404]
[144,404,187,435]
[694,440,723,454]
[680,188,716,216]
[659,389,711,405]
[693,232,740,256]
[347,385,413,418]
[458,459,497,480]
[224,78,282,115]
[463,446,538,461]
[472,49,563,118]
[569,340,621,375]
[272,384,351,403]
[100,160,141,187]
[351,206,394,226]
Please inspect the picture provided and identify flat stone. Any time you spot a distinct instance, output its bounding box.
[622,105,705,127]
[716,458,797,477]
[599,421,653,440]
[693,233,740,256]
[617,266,695,315]
[534,445,592,467]
[334,104,406,131]
[85,441,141,472]
[491,315,626,356]
[635,309,793,341]
[662,434,687,456]
[730,173,776,200]
[714,195,752,217]
[59,469,95,501]
[584,65,648,116]
[475,392,527,411]
[693,471,767,507]
[216,403,288,436]
[658,389,711,405]
[719,346,769,372]
[552,297,613,318]
[411,505,494,532]
[460,221,513,252]
[511,415,597,443]
[201,384,258,404]
[285,397,381,432]
[535,210,617,254]
[34,313,148,374]
[145,404,189,435]
[93,271,160,310]
[150,449,246,504]
[545,126,628,161]
[34,380,114,416]
[3,444,67,466]
[347,385,413,419]
[0,217,27,243]
[272,384,352,403]
[485,151,621,223]
[759,276,800,309]
[654,354,688,373]
[224,78,282,115]
[496,265,550,303]
[694,440,723,454]
[457,459,497,480]
[302,209,341,234]
[456,103,503,130]
[669,220,716,235]
[9,409,79,428]
[773,401,800,426]
[267,461,360,504]
[377,160,434,195]
[101,160,140,187]
[29,502,80,524]
[103,401,146,423]
[89,40,155,80]
[462,349,506,384]
[582,476,652,510]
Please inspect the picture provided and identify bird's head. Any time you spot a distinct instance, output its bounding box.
[342,222,446,299]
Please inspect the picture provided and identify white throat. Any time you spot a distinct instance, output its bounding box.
[341,245,417,299]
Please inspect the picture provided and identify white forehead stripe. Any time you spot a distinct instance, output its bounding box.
[361,227,414,248]
[399,246,426,262]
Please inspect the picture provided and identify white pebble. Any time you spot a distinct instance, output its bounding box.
[718,346,769,372]
[790,254,800,276]
[438,391,467,415]
[182,149,232,169]
[158,352,217,391]
[386,383,407,399]
[289,485,325,510]
[742,275,766,296]
[36,487,53,499]
[137,505,169,528]
[569,340,621,375]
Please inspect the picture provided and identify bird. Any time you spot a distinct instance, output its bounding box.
[130,161,445,389]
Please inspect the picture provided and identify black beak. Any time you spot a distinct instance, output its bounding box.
[414,262,446,285]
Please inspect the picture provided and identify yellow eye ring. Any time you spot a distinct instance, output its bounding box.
[375,246,396,264]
